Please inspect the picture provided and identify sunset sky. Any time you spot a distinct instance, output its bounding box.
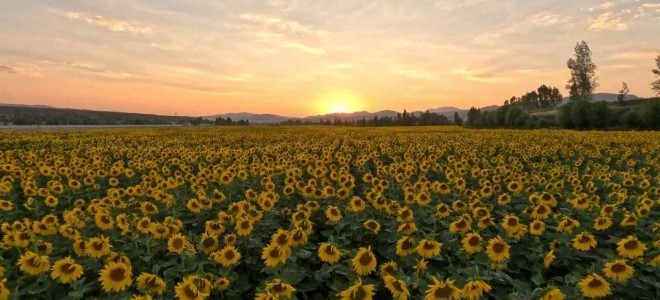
[1,0,658,117]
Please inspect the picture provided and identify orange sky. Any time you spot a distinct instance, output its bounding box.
[0,1,658,117]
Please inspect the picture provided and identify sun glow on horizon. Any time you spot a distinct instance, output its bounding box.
[318,92,362,114]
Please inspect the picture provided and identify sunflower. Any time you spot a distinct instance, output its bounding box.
[461,279,491,300]
[572,232,597,252]
[255,292,278,300]
[396,236,417,256]
[477,216,494,229]
[0,280,9,300]
[384,276,410,300]
[416,239,442,258]
[318,242,341,264]
[290,228,308,247]
[507,181,523,193]
[529,220,545,236]
[379,261,398,277]
[270,229,292,248]
[174,277,207,300]
[265,279,296,298]
[541,287,565,300]
[449,216,471,234]
[150,223,171,239]
[620,213,638,227]
[338,278,375,300]
[17,251,50,275]
[213,277,231,291]
[136,217,152,233]
[424,277,461,300]
[486,236,510,263]
[543,250,555,268]
[235,217,253,236]
[224,233,237,246]
[363,219,381,234]
[85,236,112,258]
[397,207,414,222]
[326,206,342,222]
[556,217,579,233]
[578,273,611,298]
[530,204,551,220]
[261,243,291,267]
[616,236,646,258]
[414,258,428,277]
[497,194,511,206]
[168,233,188,254]
[501,214,523,234]
[602,259,634,282]
[204,220,225,236]
[397,222,418,235]
[0,200,12,212]
[347,196,366,212]
[99,261,132,293]
[199,233,218,254]
[213,245,241,267]
[435,204,452,218]
[352,246,377,275]
[461,232,482,254]
[51,256,84,283]
[136,272,167,295]
[95,213,115,231]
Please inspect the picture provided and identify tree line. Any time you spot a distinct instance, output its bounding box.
[278,110,462,127]
[466,41,660,130]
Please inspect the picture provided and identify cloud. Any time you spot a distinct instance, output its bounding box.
[64,11,151,34]
[589,12,627,31]
[606,50,659,61]
[454,67,504,82]
[530,12,570,26]
[240,14,325,54]
[435,0,486,11]
[267,0,299,12]
[0,63,42,76]
[392,67,438,81]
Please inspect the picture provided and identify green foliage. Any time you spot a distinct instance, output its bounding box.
[617,82,629,105]
[639,99,660,129]
[566,41,598,101]
[652,55,660,96]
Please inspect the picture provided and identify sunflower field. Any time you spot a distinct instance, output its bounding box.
[0,126,658,300]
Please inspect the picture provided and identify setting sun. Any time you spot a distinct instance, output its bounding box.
[319,92,361,114]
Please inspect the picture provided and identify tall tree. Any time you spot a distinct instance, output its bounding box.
[652,54,660,95]
[617,82,629,105]
[537,84,563,108]
[566,41,598,101]
[453,112,463,126]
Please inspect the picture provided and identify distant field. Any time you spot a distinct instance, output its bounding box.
[0,127,657,299]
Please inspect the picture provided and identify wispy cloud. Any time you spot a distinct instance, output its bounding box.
[606,50,659,61]
[454,67,504,82]
[530,12,570,26]
[589,12,627,31]
[0,63,42,76]
[240,14,325,55]
[64,11,151,34]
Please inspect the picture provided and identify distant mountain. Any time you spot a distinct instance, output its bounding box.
[0,103,54,109]
[559,93,639,105]
[427,106,462,114]
[425,105,498,119]
[0,104,204,126]
[204,106,504,124]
